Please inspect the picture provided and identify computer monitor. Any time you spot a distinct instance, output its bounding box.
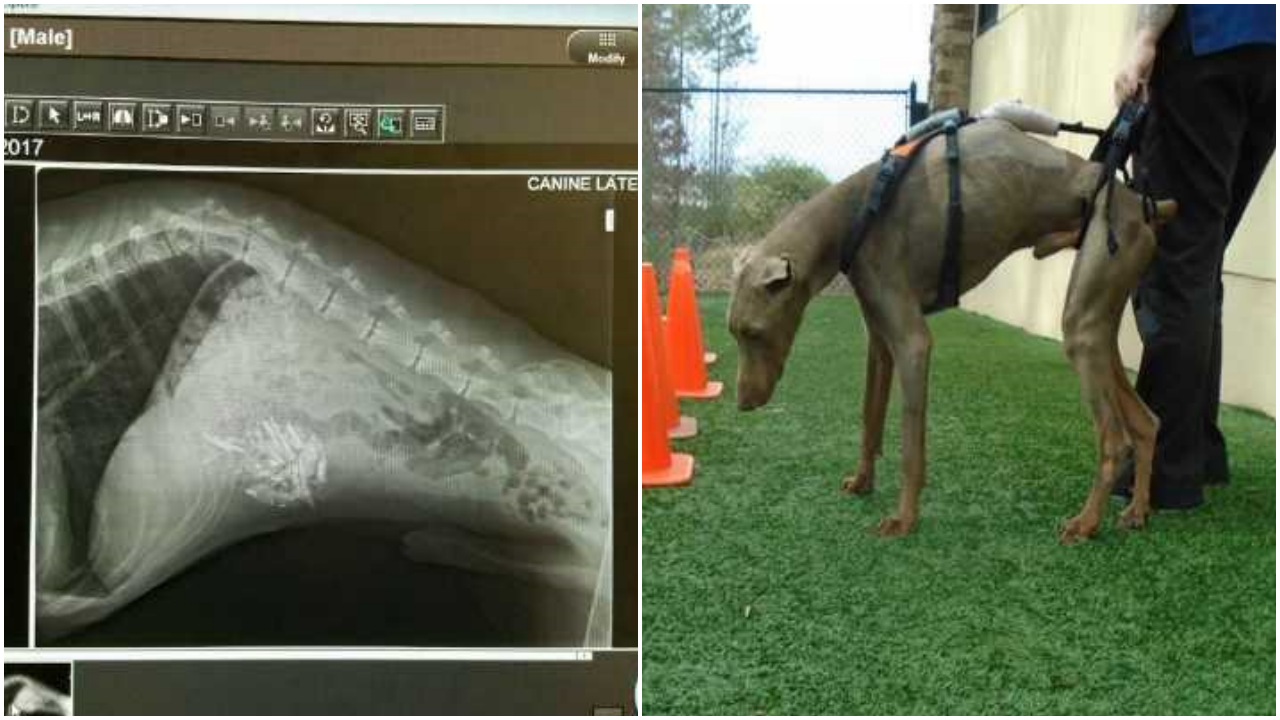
[4,5,637,714]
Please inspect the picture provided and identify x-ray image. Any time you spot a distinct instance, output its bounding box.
[33,177,613,647]
[4,665,71,716]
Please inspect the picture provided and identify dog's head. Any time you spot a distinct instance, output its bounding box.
[727,246,808,411]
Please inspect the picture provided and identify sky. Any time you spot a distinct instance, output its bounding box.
[733,4,932,90]
[680,4,935,180]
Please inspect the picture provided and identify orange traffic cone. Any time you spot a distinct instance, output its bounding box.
[665,251,723,400]
[673,247,716,366]
[643,299,694,489]
[643,264,697,438]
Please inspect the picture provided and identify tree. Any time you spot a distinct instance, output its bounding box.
[641,6,695,227]
[643,5,758,244]
[700,4,757,183]
[732,158,830,241]
[696,5,757,241]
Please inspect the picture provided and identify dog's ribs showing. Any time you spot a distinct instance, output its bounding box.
[34,180,612,644]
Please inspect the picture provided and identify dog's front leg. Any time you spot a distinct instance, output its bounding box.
[857,286,932,538]
[843,330,892,496]
[881,318,932,537]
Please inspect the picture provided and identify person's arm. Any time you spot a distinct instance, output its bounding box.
[1114,4,1177,105]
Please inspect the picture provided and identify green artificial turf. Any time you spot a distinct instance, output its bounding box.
[642,293,1275,715]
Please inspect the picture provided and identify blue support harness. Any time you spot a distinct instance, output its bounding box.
[839,100,1149,315]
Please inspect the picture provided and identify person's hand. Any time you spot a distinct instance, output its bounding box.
[1114,31,1159,106]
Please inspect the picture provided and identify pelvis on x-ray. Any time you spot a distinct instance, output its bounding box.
[34,179,613,645]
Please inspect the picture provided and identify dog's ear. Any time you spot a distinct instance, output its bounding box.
[759,254,793,290]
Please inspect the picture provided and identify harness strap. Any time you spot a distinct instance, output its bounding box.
[1076,99,1149,255]
[927,120,964,314]
[840,111,972,315]
[841,150,912,274]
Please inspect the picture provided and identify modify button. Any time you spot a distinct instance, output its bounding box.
[566,29,636,67]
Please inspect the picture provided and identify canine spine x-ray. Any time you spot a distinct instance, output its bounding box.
[34,180,612,645]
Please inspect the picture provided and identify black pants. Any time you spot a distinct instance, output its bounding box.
[1132,15,1275,508]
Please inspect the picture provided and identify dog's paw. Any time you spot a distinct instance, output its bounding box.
[875,515,915,538]
[1058,515,1098,545]
[1118,503,1150,530]
[841,471,875,496]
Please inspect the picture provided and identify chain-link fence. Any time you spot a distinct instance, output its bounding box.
[643,85,919,294]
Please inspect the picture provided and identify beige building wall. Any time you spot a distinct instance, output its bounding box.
[965,4,1276,416]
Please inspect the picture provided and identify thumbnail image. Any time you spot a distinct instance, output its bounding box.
[4,664,71,716]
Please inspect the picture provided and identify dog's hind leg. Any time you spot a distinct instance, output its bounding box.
[1112,352,1159,529]
[1059,197,1125,544]
[1059,332,1128,544]
[1058,188,1158,543]
[1107,219,1161,530]
[843,328,892,496]
[1099,198,1161,533]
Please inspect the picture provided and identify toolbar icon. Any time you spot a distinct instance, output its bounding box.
[409,107,443,140]
[108,102,137,131]
[177,104,206,134]
[73,100,104,131]
[376,108,405,139]
[311,107,339,136]
[5,99,34,130]
[209,105,241,135]
[245,106,275,132]
[142,103,173,133]
[278,107,306,134]
[38,99,69,130]
[345,107,372,139]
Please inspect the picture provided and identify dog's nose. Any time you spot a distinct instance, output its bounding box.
[737,395,760,411]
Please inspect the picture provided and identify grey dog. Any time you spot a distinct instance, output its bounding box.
[728,113,1174,544]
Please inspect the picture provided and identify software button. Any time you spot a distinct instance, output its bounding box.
[72,100,104,131]
[209,105,242,135]
[176,104,207,134]
[278,106,306,135]
[5,98,34,130]
[245,106,275,133]
[141,103,174,133]
[107,102,137,132]
[408,107,443,141]
[38,99,70,130]
[376,108,405,139]
[311,107,340,137]
[567,29,636,67]
[344,107,373,139]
